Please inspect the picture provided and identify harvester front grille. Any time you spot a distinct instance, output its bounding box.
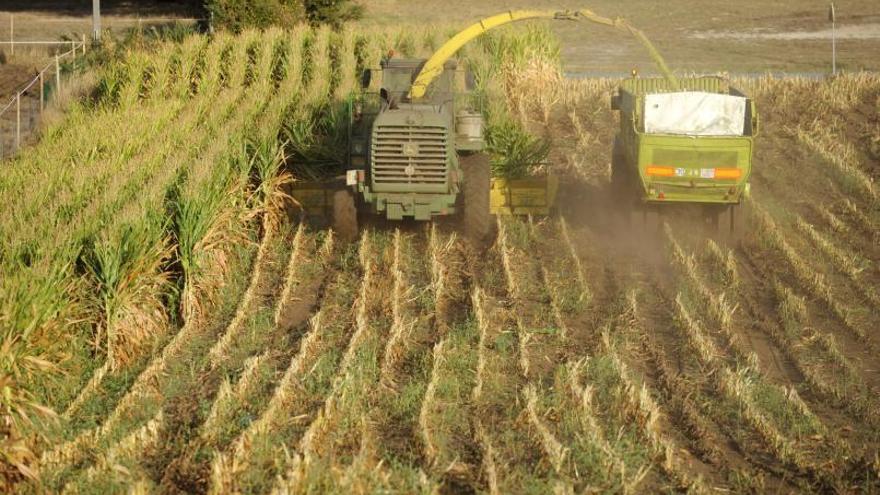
[372,125,448,186]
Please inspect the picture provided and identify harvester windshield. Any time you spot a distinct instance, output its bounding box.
[380,58,455,108]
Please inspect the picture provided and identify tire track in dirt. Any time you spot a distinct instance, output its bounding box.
[755,203,879,351]
[748,119,880,347]
[208,232,363,495]
[560,207,804,492]
[666,216,880,482]
[598,203,879,492]
[558,216,749,491]
[634,277,803,493]
[734,243,880,471]
[746,204,880,378]
[627,289,739,480]
[659,263,867,492]
[663,223,805,388]
[738,246,880,392]
[55,216,291,493]
[268,230,398,492]
[418,226,483,492]
[158,225,336,493]
[37,213,270,492]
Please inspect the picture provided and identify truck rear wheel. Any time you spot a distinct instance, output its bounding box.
[332,189,358,242]
[460,153,492,243]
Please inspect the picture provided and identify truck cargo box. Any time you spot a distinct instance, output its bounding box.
[611,76,758,205]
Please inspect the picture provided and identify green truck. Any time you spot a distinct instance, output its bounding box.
[611,76,759,229]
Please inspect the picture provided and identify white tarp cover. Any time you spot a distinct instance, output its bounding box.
[644,91,747,136]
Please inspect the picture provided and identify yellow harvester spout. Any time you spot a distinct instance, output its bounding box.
[407,9,679,100]
[407,10,563,100]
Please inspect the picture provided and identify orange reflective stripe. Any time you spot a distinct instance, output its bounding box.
[646,165,675,177]
[714,168,742,179]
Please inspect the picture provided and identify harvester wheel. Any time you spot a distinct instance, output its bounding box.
[461,153,492,243]
[332,189,358,242]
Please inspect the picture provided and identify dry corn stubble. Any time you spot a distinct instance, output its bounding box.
[753,204,872,345]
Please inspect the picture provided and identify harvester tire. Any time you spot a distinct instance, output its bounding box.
[332,189,358,242]
[461,153,492,244]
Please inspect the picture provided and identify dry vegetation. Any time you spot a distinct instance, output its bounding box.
[0,16,879,495]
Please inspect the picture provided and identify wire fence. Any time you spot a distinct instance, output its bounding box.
[0,40,85,160]
[0,13,204,160]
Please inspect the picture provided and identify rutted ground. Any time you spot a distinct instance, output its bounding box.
[44,206,880,493]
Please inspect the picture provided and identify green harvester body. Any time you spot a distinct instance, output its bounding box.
[612,76,759,205]
[348,58,484,221]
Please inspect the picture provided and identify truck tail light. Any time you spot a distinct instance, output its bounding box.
[714,168,742,179]
[646,165,675,177]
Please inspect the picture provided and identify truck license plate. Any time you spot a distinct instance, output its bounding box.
[700,168,716,178]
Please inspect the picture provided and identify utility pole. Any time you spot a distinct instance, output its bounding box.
[829,3,837,75]
[93,0,101,42]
